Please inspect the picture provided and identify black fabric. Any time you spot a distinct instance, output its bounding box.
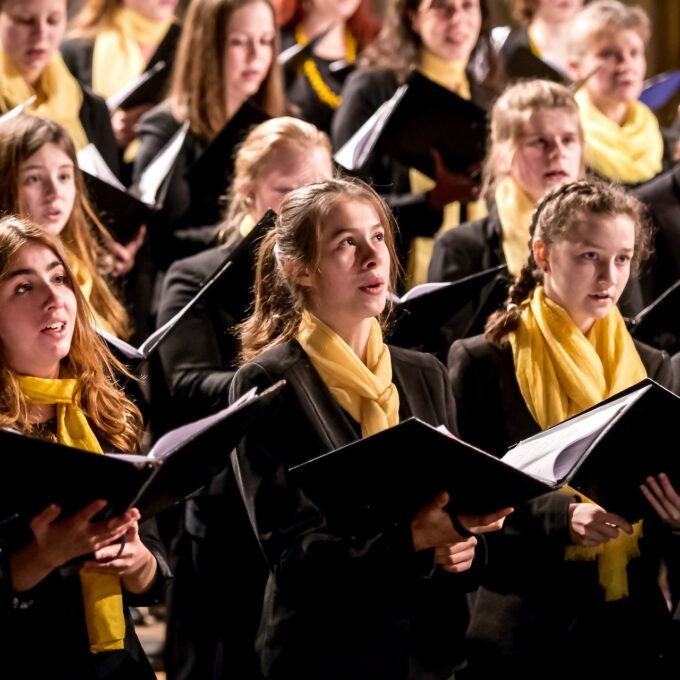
[229,340,475,679]
[78,85,120,177]
[447,334,678,680]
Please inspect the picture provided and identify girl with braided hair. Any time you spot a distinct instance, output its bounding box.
[447,178,680,679]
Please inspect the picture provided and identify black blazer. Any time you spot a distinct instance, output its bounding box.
[447,334,676,678]
[331,67,495,269]
[230,340,473,679]
[634,163,680,303]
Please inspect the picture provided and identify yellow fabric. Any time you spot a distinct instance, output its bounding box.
[0,47,88,150]
[405,49,486,288]
[495,176,536,276]
[239,213,256,238]
[92,7,171,100]
[575,89,663,184]
[562,485,644,601]
[17,376,125,652]
[67,253,116,337]
[508,287,647,601]
[526,26,541,57]
[296,311,399,438]
[508,286,647,431]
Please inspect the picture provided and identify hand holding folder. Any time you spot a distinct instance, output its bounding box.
[289,379,680,525]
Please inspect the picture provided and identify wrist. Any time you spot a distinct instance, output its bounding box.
[121,549,157,594]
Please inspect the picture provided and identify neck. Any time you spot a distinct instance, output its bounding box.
[225,91,247,123]
[586,90,630,126]
[529,18,571,69]
[313,311,372,362]
[301,15,347,60]
[27,403,57,425]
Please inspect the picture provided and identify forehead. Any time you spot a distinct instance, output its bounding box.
[5,241,61,270]
[524,107,579,134]
[1,0,66,14]
[588,27,646,53]
[256,145,332,179]
[20,142,73,167]
[228,1,274,30]
[321,198,382,234]
[561,213,636,246]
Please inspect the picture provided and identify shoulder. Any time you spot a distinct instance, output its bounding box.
[138,101,182,138]
[435,211,498,250]
[232,341,306,392]
[389,344,447,378]
[60,38,93,80]
[634,165,675,204]
[164,245,228,285]
[448,334,507,367]
[342,67,399,99]
[634,339,673,388]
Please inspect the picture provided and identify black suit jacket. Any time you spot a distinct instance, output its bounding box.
[447,334,676,677]
[229,340,473,679]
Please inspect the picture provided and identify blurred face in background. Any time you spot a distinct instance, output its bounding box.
[122,0,179,22]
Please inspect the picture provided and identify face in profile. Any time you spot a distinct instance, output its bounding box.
[0,0,66,85]
[297,198,391,337]
[18,142,76,236]
[410,0,482,63]
[0,242,77,378]
[571,28,647,107]
[224,1,276,107]
[307,0,362,21]
[509,107,583,204]
[535,212,635,333]
[246,144,334,219]
[122,0,179,22]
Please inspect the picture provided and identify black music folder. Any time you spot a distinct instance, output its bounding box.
[503,45,570,85]
[78,122,189,242]
[626,279,680,353]
[387,264,507,355]
[290,379,678,524]
[185,101,269,201]
[334,70,488,177]
[100,209,276,361]
[0,379,285,523]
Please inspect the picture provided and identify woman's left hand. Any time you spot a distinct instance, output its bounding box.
[80,518,157,594]
[434,536,477,573]
[640,473,680,530]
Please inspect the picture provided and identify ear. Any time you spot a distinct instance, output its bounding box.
[566,60,582,83]
[239,180,254,207]
[408,8,421,37]
[532,237,550,273]
[284,258,313,288]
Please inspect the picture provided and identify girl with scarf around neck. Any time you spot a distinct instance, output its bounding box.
[331,0,501,287]
[447,179,680,680]
[157,117,333,680]
[0,216,171,679]
[0,0,120,175]
[229,177,512,679]
[0,114,133,339]
[62,0,181,169]
[566,0,677,187]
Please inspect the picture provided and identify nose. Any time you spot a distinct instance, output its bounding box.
[598,259,617,285]
[44,176,60,200]
[360,238,384,269]
[42,281,64,310]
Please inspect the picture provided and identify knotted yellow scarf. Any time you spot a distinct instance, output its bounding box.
[67,253,116,337]
[0,47,88,150]
[92,7,172,101]
[408,48,486,288]
[17,375,125,652]
[575,89,663,185]
[296,311,399,438]
[495,176,535,276]
[508,286,647,600]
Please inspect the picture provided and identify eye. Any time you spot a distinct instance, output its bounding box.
[616,254,631,264]
[58,171,73,182]
[23,174,40,185]
[340,236,356,247]
[582,251,597,260]
[373,231,384,242]
[14,281,31,295]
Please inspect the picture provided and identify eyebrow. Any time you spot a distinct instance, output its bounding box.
[7,260,64,279]
[20,163,73,171]
[327,223,383,239]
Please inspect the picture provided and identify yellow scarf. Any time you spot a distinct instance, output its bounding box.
[17,376,125,652]
[296,311,399,438]
[92,7,171,101]
[508,286,647,600]
[0,47,88,150]
[239,213,255,238]
[67,253,116,337]
[575,89,663,184]
[408,48,486,288]
[495,176,535,277]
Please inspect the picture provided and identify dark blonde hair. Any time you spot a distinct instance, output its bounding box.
[67,0,125,38]
[482,79,584,195]
[0,216,142,451]
[0,114,131,339]
[169,0,286,139]
[218,116,331,243]
[567,0,650,62]
[485,178,653,346]
[239,177,401,361]
[360,0,498,86]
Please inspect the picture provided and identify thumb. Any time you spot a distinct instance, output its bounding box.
[433,491,450,508]
[430,147,445,173]
[31,503,62,529]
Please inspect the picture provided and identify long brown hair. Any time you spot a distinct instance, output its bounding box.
[169,0,286,139]
[360,0,499,87]
[0,216,142,452]
[239,177,402,361]
[218,116,331,243]
[67,0,121,38]
[0,114,131,339]
[484,178,653,347]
